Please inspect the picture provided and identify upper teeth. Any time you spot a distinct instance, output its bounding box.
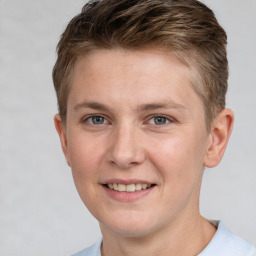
[107,183,152,192]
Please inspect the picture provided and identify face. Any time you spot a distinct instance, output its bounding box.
[57,48,213,238]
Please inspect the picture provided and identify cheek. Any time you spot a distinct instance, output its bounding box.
[149,136,192,170]
[67,134,106,215]
[67,134,104,185]
[148,134,205,187]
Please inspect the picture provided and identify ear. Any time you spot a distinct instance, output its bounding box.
[54,114,71,166]
[204,108,234,168]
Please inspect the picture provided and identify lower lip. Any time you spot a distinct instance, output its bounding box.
[102,185,155,202]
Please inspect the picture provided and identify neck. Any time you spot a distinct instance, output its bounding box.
[100,215,216,256]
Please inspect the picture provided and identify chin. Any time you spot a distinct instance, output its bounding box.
[99,211,160,238]
[106,224,154,238]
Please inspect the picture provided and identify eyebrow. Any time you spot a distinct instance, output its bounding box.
[74,101,110,111]
[136,102,186,112]
[74,101,186,112]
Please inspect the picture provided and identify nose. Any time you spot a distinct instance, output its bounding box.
[107,124,146,169]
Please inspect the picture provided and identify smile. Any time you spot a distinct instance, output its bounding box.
[105,183,153,192]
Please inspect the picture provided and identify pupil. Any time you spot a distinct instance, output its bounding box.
[155,117,166,125]
[93,116,104,124]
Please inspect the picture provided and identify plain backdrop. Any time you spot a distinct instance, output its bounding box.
[0,0,255,255]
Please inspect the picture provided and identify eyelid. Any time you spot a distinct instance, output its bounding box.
[147,114,174,123]
[81,113,175,126]
[81,114,110,124]
[142,115,174,129]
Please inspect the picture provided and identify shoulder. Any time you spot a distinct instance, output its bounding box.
[71,238,102,256]
[199,221,255,256]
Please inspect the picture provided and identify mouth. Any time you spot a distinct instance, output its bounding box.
[103,183,156,192]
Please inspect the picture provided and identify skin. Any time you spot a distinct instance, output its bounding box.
[55,48,234,256]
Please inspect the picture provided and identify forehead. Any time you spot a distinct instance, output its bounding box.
[74,48,191,78]
[68,48,203,114]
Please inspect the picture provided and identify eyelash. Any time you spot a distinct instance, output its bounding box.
[147,115,173,126]
[81,114,174,127]
[82,115,109,125]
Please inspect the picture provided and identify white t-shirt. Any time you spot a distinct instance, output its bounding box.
[72,221,256,256]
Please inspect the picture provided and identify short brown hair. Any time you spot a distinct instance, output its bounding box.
[53,0,228,129]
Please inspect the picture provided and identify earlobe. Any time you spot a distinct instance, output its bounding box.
[203,109,234,168]
[54,114,71,166]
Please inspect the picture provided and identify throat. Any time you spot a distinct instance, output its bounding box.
[100,217,217,256]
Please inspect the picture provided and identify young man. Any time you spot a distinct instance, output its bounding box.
[53,0,256,255]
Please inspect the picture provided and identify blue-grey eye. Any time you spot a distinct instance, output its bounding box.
[154,116,167,125]
[148,116,170,125]
[88,116,106,124]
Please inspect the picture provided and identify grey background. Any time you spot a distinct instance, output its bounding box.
[0,0,255,255]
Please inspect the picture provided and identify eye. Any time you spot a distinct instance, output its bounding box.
[148,115,171,125]
[86,115,107,125]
